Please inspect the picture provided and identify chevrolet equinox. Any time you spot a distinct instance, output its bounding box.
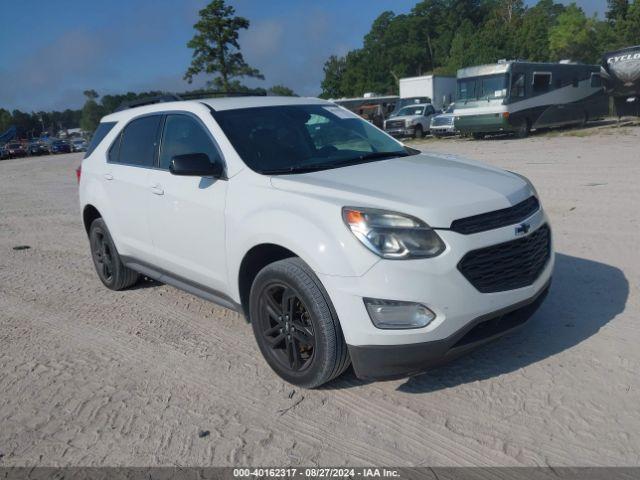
[78,96,553,388]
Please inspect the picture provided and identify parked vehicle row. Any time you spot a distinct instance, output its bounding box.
[0,138,88,159]
[381,60,610,140]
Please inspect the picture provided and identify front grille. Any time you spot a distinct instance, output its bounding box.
[458,224,551,293]
[432,116,453,126]
[385,120,405,129]
[450,196,540,235]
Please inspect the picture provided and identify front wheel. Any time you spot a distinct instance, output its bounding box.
[413,125,424,139]
[249,258,350,388]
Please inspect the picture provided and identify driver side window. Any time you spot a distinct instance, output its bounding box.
[159,114,220,170]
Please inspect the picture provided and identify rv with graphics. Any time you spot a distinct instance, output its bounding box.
[602,45,640,117]
[454,61,608,139]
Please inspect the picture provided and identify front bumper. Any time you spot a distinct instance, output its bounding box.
[349,280,550,380]
[455,113,513,134]
[317,209,553,379]
[384,125,415,137]
[430,125,456,135]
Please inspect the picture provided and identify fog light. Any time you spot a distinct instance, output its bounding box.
[364,298,435,330]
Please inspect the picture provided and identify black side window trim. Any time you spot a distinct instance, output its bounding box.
[106,113,163,168]
[85,121,117,159]
[156,111,226,175]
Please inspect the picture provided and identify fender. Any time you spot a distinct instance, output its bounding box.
[226,207,379,303]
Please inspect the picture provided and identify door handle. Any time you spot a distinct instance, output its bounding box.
[150,184,164,195]
[103,173,114,180]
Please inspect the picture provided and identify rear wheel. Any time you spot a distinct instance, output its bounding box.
[472,132,486,140]
[250,258,350,388]
[89,218,139,290]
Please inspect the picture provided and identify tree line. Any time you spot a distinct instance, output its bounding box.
[320,0,640,98]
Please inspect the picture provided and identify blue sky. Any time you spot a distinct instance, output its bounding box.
[0,0,605,112]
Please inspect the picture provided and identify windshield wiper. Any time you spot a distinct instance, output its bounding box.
[262,151,410,175]
[356,151,409,161]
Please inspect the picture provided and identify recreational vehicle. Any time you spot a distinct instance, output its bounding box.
[454,61,608,138]
[602,45,640,117]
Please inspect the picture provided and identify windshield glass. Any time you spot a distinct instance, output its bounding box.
[213,104,412,174]
[396,106,424,116]
[457,74,508,101]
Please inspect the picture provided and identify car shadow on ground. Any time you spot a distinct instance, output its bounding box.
[325,253,628,392]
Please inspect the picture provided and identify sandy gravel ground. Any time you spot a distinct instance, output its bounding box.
[0,126,639,467]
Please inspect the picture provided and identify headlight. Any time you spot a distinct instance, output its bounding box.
[342,207,445,259]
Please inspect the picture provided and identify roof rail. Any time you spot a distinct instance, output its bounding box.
[180,90,267,100]
[114,94,183,112]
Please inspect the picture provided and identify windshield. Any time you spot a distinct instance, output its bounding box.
[457,74,508,101]
[213,104,413,174]
[395,106,424,117]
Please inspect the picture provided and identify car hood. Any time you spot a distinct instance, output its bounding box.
[270,153,533,228]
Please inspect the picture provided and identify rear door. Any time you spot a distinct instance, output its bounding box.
[104,114,162,262]
[146,113,229,293]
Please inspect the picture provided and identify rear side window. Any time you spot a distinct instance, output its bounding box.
[110,115,162,167]
[158,114,220,170]
[532,72,552,93]
[85,122,116,158]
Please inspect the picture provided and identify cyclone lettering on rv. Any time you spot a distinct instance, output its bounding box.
[608,53,640,64]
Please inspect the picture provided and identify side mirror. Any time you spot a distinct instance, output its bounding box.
[169,153,223,177]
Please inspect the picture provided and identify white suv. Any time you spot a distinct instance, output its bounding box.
[79,96,553,388]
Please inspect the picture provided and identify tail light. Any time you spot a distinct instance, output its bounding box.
[75,165,82,184]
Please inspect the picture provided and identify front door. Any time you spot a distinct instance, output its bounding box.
[146,113,229,294]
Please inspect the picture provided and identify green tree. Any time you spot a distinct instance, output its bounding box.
[618,0,640,44]
[184,0,264,91]
[267,85,297,96]
[320,55,347,98]
[549,3,599,63]
[80,90,104,133]
[607,0,630,22]
[517,0,565,61]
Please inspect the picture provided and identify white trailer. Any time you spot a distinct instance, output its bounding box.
[399,75,456,111]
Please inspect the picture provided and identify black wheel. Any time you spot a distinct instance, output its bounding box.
[249,258,350,388]
[89,218,139,290]
[413,125,424,139]
[515,119,531,138]
[472,132,486,140]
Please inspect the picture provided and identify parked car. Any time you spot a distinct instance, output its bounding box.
[0,144,8,160]
[79,96,553,388]
[72,139,89,152]
[383,103,437,138]
[51,140,72,154]
[28,141,50,156]
[430,103,457,137]
[5,142,27,158]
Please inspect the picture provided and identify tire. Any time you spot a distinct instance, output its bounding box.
[89,218,139,290]
[515,119,531,138]
[413,125,424,139]
[249,257,350,388]
[472,132,486,140]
